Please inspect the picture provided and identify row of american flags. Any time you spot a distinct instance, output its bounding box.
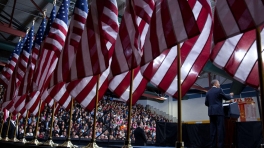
[0,0,264,118]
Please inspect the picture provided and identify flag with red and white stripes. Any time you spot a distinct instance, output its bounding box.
[141,0,200,66]
[46,0,88,108]
[15,7,55,115]
[29,0,70,105]
[67,0,119,80]
[45,0,88,110]
[141,0,213,98]
[49,0,88,87]
[111,0,155,76]
[211,26,264,88]
[65,0,119,111]
[213,0,264,43]
[109,67,148,105]
[1,25,34,111]
[15,24,34,87]
[0,35,28,87]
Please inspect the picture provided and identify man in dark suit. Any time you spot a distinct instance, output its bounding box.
[134,121,147,146]
[205,79,233,148]
[1,117,16,139]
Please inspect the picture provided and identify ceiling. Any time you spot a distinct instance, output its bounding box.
[0,0,250,100]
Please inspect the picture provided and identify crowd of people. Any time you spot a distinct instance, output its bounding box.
[1,97,171,143]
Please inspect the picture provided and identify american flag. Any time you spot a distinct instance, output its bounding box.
[65,0,119,111]
[49,0,88,88]
[109,67,148,105]
[110,0,155,76]
[45,0,88,110]
[0,34,28,88]
[1,24,34,111]
[14,18,47,115]
[15,6,56,115]
[15,23,35,86]
[211,26,264,88]
[1,38,22,73]
[141,0,213,98]
[67,0,118,81]
[28,0,70,110]
[213,0,264,43]
[140,0,200,66]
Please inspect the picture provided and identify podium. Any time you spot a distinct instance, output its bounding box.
[223,102,240,148]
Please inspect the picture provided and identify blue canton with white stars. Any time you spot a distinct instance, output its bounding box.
[44,5,56,38]
[9,32,29,60]
[75,0,88,13]
[34,18,47,46]
[56,0,70,25]
[22,24,34,53]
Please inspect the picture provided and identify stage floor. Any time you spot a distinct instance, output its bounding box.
[0,141,178,148]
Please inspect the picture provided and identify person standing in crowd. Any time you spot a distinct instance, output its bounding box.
[205,79,233,148]
[133,121,147,146]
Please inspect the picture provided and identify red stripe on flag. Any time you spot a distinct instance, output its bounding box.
[224,31,255,76]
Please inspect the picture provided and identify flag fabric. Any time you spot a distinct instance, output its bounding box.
[46,0,88,107]
[15,24,35,86]
[0,35,28,87]
[49,0,88,87]
[27,0,70,111]
[15,8,55,115]
[45,0,88,110]
[67,0,119,80]
[141,0,213,98]
[140,0,200,66]
[1,43,21,73]
[210,25,264,88]
[213,0,264,43]
[41,86,72,109]
[64,0,119,111]
[1,25,34,111]
[111,0,155,76]
[108,67,148,105]
[31,0,70,93]
[19,108,27,118]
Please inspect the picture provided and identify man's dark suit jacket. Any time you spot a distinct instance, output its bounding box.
[1,119,16,139]
[134,127,147,146]
[205,87,231,116]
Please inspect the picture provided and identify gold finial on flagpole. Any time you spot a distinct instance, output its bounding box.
[18,37,22,42]
[32,17,36,25]
[26,27,30,34]
[43,9,47,18]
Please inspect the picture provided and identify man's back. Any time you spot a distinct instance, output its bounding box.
[134,127,147,146]
[205,87,231,116]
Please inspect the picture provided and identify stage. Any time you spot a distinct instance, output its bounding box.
[0,121,263,148]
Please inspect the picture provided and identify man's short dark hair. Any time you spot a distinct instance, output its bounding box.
[211,79,218,86]
[137,120,141,126]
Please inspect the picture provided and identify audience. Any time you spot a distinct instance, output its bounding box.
[0,96,170,143]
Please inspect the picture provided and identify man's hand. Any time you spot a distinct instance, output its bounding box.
[230,92,234,96]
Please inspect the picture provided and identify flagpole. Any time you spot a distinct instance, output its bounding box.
[59,97,76,148]
[123,69,134,148]
[0,118,3,140]
[3,113,11,141]
[255,27,264,142]
[27,100,42,145]
[42,101,58,146]
[176,43,184,148]
[84,74,101,148]
[10,113,19,142]
[20,110,28,144]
